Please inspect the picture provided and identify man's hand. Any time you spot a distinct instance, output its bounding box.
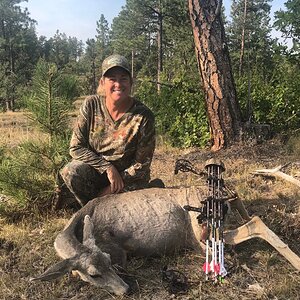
[106,165,124,194]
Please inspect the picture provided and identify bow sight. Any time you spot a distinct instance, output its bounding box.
[176,158,234,283]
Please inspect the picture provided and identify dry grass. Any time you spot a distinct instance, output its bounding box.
[1,114,300,299]
[0,111,30,146]
[0,112,48,147]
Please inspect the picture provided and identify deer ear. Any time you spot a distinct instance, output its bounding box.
[83,215,97,250]
[30,258,76,282]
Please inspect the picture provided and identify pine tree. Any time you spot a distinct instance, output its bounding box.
[84,38,98,94]
[0,0,39,110]
[227,0,275,78]
[0,59,76,212]
[95,14,111,80]
[111,0,195,84]
[26,59,75,140]
[188,0,242,151]
[274,0,300,57]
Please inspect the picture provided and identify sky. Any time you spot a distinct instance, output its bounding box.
[20,0,287,44]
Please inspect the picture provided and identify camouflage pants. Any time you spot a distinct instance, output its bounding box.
[59,160,165,208]
[60,160,110,206]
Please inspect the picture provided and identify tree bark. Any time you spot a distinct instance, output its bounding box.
[188,0,242,151]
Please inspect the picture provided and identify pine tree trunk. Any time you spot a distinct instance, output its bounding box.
[5,100,11,111]
[188,0,242,151]
[239,0,248,77]
[157,1,163,93]
[92,59,96,94]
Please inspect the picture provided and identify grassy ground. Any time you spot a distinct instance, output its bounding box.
[1,112,300,299]
[0,111,37,146]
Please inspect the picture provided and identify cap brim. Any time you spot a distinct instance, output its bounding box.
[102,65,131,77]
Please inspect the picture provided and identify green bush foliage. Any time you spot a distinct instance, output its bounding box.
[236,66,300,132]
[136,77,210,148]
[0,138,69,211]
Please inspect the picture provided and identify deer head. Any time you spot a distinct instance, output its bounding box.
[31,215,129,295]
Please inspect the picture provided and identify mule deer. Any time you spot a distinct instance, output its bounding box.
[31,187,300,295]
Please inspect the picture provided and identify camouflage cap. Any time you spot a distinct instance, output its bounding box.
[102,54,131,77]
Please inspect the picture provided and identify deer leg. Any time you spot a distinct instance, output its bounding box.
[229,197,251,222]
[224,216,300,271]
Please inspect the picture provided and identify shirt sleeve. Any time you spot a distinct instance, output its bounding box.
[69,97,112,174]
[122,111,155,184]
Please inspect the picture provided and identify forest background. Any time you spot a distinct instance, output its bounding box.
[0,0,299,210]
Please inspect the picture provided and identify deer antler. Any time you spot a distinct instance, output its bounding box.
[224,216,300,271]
[252,163,300,188]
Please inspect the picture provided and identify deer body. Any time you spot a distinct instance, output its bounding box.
[32,187,204,295]
[32,187,300,295]
[55,187,201,261]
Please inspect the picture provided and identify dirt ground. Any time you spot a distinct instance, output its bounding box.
[1,135,300,300]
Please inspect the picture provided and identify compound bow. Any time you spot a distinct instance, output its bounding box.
[175,158,237,283]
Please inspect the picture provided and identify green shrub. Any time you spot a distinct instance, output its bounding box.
[236,66,300,133]
[135,77,209,148]
[0,137,70,211]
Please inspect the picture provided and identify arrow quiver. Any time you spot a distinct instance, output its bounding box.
[176,158,230,283]
[202,158,227,282]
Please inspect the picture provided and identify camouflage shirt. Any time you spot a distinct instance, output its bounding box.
[70,95,155,185]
